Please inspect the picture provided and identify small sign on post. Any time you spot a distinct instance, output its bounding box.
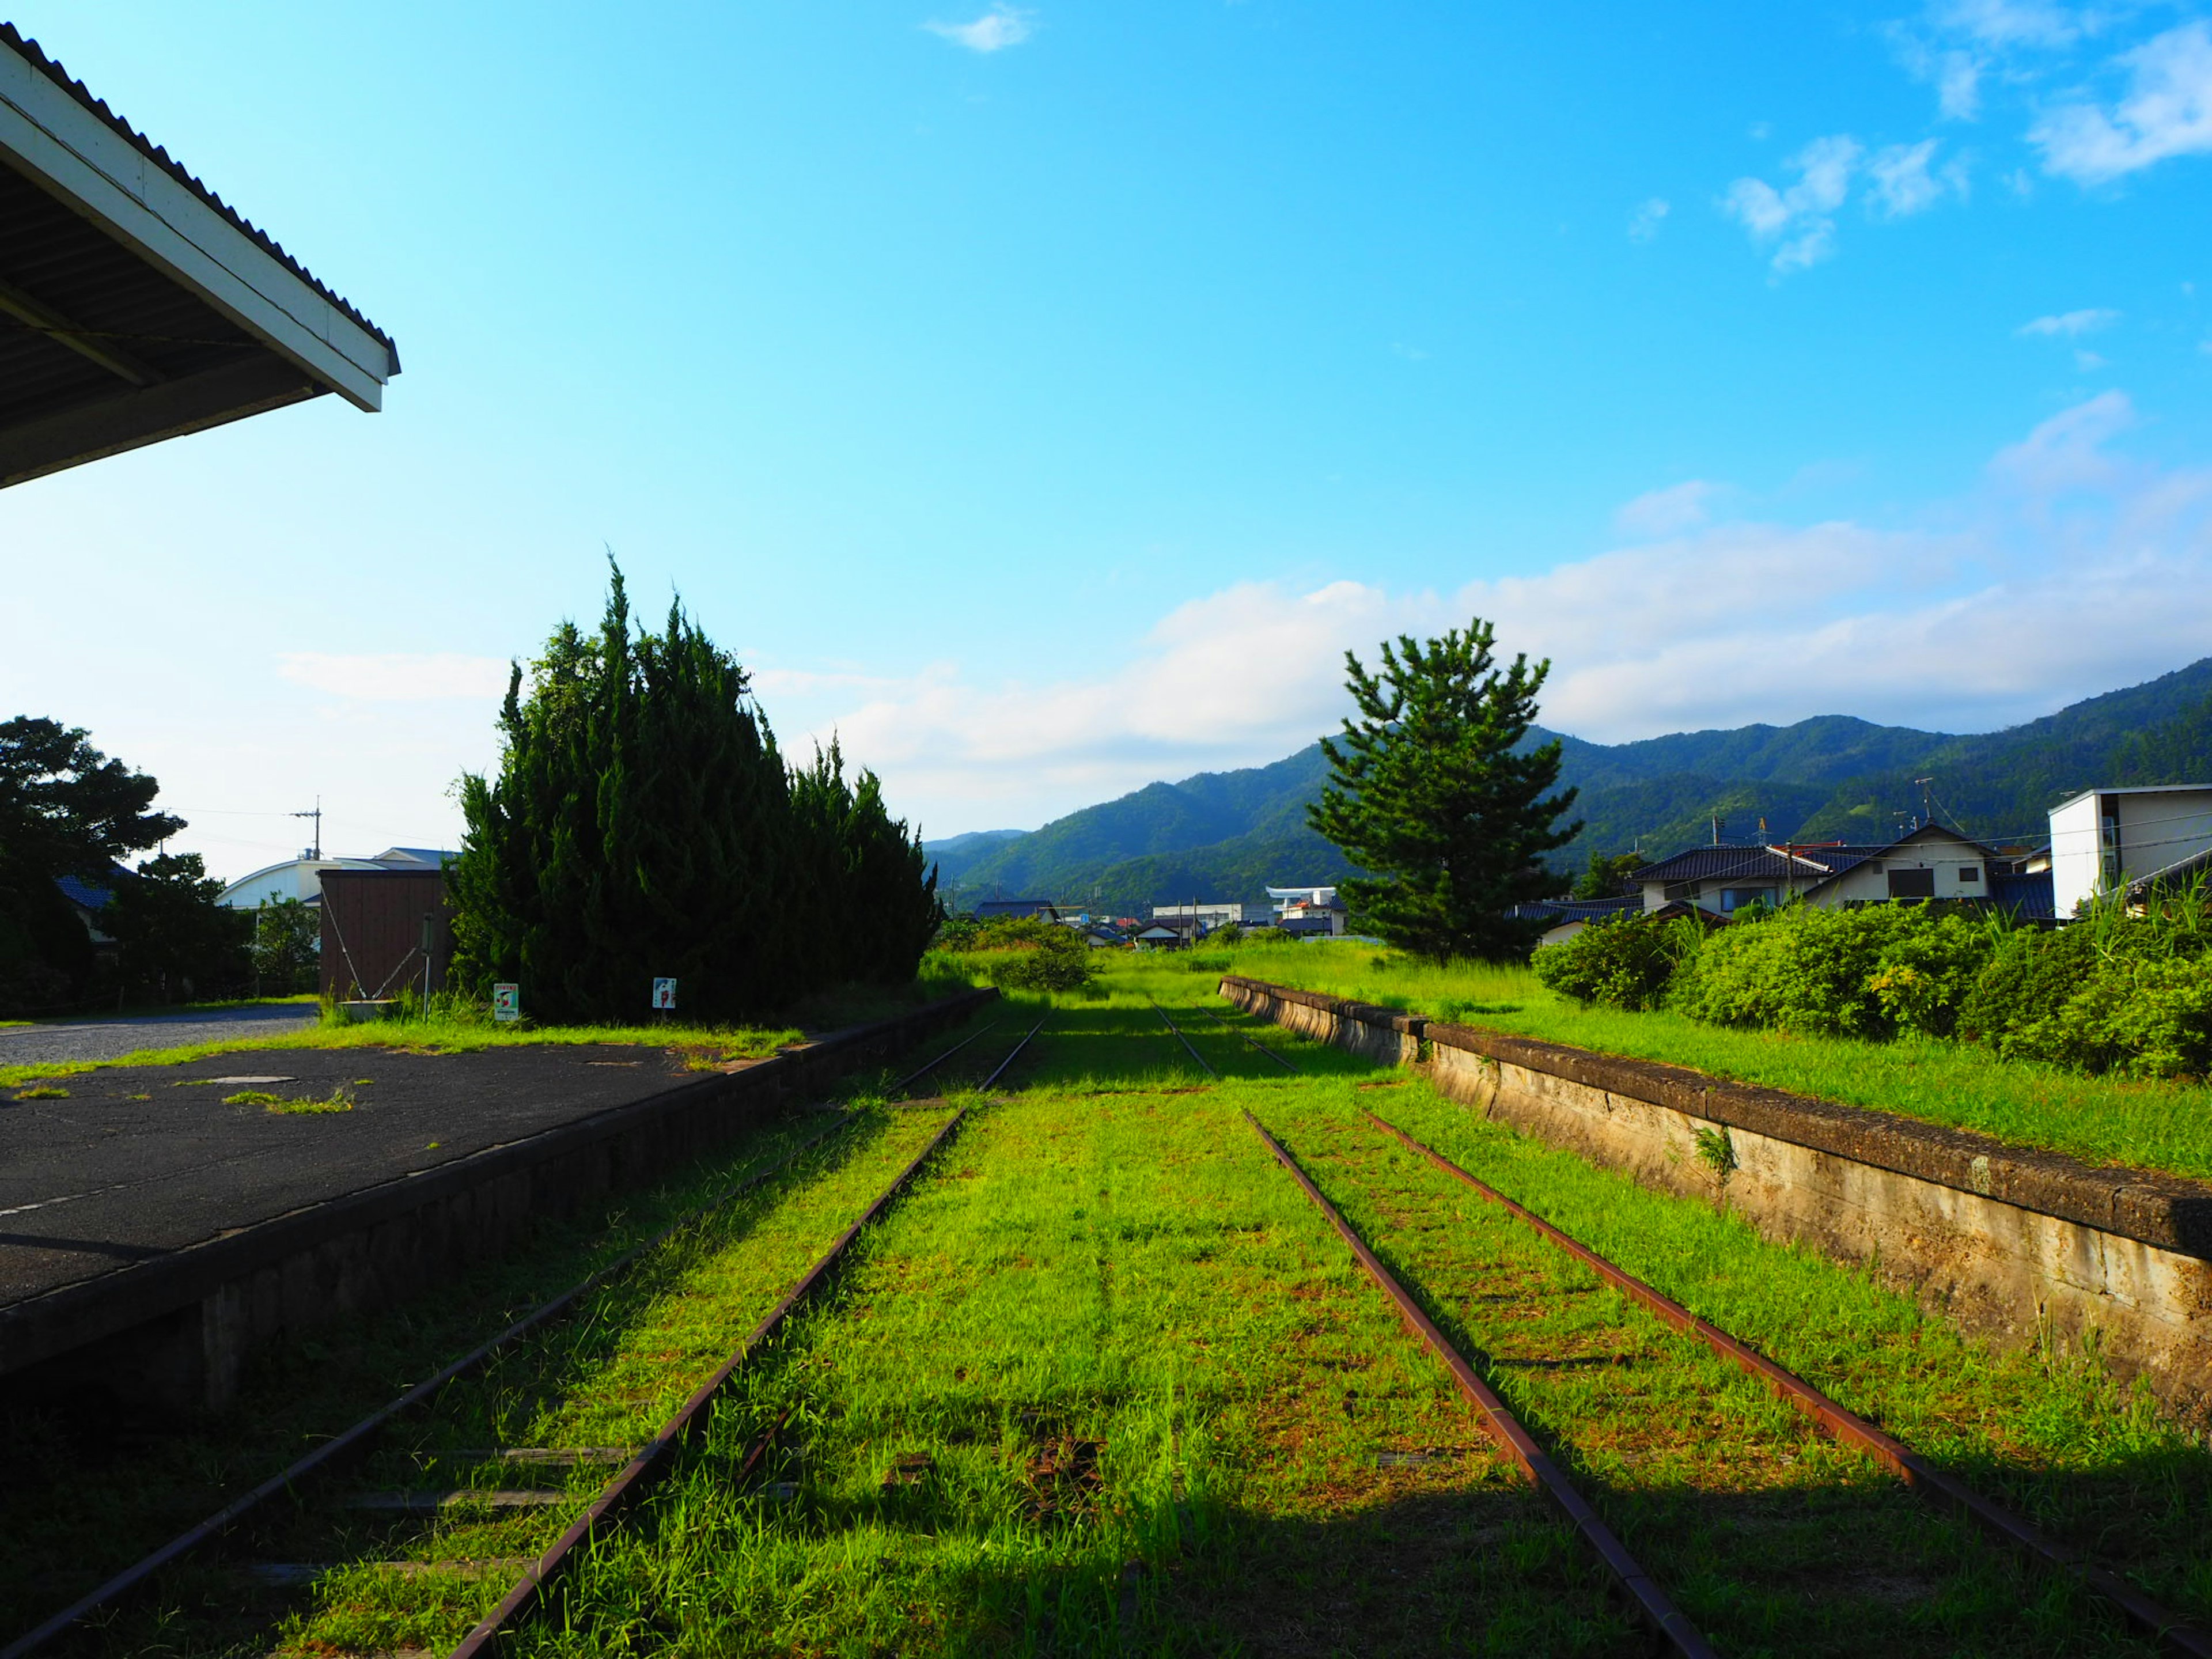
[651,977,678,1012]
[492,983,520,1023]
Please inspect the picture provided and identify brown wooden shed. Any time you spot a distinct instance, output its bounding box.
[319,869,454,1002]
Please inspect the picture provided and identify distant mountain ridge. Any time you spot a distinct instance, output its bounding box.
[927,657,2212,912]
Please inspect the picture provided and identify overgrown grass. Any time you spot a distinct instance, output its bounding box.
[507,992,2203,1654]
[1190,941,2212,1181]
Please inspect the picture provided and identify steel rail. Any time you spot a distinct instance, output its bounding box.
[892,1018,1001,1094]
[976,1014,1047,1090]
[1240,1110,1715,1659]
[1362,1109,2212,1658]
[1148,999,1218,1078]
[1197,1005,1298,1072]
[0,1111,866,1659]
[449,1102,977,1657]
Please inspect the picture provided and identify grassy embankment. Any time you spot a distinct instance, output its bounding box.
[0,975,972,1092]
[1173,937,2212,1182]
[14,968,2209,1654]
[498,975,2204,1654]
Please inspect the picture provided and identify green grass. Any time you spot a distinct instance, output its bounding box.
[498,982,2206,1655]
[17,976,2209,1654]
[226,1086,355,1114]
[1185,940,2212,1182]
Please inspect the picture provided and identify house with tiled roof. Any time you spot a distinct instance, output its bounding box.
[1633,823,2013,918]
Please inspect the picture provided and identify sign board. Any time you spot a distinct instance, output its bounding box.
[651,976,678,1011]
[492,983,520,1023]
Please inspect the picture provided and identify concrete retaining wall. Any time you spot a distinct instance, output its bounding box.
[1218,974,2212,1416]
[5,988,996,1414]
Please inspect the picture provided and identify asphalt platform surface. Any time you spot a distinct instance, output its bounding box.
[0,1003,320,1066]
[0,1043,734,1310]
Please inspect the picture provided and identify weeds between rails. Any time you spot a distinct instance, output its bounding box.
[9,1020,1039,1659]
[474,995,2201,1656]
[1210,993,2208,1653]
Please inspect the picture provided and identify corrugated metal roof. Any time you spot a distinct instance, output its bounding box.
[1,22,396,359]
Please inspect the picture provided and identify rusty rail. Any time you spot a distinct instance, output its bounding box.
[978,1014,1047,1090]
[1198,1005,1298,1072]
[1363,1109,2212,1659]
[450,1101,978,1656]
[1240,1109,1715,1659]
[892,1017,1001,1093]
[0,1109,867,1659]
[1149,998,1218,1078]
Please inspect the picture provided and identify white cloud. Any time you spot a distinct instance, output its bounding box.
[1628,197,1671,241]
[1614,480,1717,537]
[801,393,2212,832]
[2033,22,2212,181]
[923,5,1036,52]
[276,653,514,702]
[1934,0,2084,51]
[2075,349,2109,370]
[2017,306,2120,335]
[1868,139,1967,214]
[1723,135,1861,271]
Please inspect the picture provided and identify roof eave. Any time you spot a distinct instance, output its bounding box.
[0,31,397,416]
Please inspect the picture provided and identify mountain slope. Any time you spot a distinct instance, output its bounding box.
[931,658,2212,909]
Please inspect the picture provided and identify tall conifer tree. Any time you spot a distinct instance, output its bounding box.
[1308,618,1581,960]
[450,564,935,1021]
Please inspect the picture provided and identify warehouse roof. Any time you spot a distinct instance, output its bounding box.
[1,24,398,487]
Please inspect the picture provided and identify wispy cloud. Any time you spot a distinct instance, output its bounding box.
[794,394,2212,833]
[1628,197,1671,242]
[1867,139,1968,214]
[923,5,1036,52]
[1722,135,1860,271]
[2017,306,2120,335]
[276,653,513,702]
[1614,480,1717,538]
[1934,0,2085,52]
[2033,22,2212,182]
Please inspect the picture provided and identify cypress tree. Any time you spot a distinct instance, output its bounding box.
[450,565,937,1021]
[1308,618,1581,961]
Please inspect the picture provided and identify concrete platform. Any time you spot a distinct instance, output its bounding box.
[0,991,993,1411]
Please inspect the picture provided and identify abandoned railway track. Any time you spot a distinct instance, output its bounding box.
[1196,984,2209,1657]
[4,1016,1043,1659]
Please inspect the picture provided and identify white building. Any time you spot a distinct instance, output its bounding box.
[2048,786,2212,915]
[219,847,455,910]
[1151,902,1261,930]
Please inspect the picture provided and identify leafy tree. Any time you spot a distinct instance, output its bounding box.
[251,896,323,994]
[103,853,251,1002]
[0,717,183,1012]
[1308,619,1581,961]
[1571,849,1646,899]
[449,563,939,1021]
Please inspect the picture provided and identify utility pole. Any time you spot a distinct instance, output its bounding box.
[1915,777,1934,831]
[292,797,323,859]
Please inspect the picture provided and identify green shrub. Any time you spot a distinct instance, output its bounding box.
[1671,904,1996,1039]
[1532,916,1696,1012]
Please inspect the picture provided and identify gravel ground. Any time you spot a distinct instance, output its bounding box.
[0,1003,320,1066]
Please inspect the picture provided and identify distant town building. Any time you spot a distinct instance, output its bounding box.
[1629,823,2044,918]
[2048,785,2212,914]
[1150,902,1259,930]
[972,898,1059,921]
[219,847,456,910]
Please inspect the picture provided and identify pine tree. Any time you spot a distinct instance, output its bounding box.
[1308,619,1581,960]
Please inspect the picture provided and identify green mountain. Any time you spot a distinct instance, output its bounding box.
[918,828,1030,882]
[934,658,2212,910]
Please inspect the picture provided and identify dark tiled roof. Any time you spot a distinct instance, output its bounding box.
[1509,895,1642,923]
[1635,845,1886,885]
[54,862,131,911]
[2,22,397,359]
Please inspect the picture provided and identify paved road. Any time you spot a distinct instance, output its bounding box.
[0,1003,320,1066]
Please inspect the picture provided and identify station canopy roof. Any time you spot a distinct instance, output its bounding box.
[0,24,398,488]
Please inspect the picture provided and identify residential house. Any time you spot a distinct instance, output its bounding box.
[2048,785,2212,914]
[1633,823,2018,918]
[1135,925,1184,950]
[1509,893,1643,949]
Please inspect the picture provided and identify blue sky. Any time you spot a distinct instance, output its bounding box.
[3,1,2211,877]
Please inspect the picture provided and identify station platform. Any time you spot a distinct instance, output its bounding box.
[0,991,992,1411]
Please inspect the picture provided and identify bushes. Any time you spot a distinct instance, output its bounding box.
[1537,894,2212,1080]
[933,916,1097,993]
[1532,915,1695,1012]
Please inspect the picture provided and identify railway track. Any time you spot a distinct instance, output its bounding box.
[1202,993,2211,1657]
[4,1016,1043,1659]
